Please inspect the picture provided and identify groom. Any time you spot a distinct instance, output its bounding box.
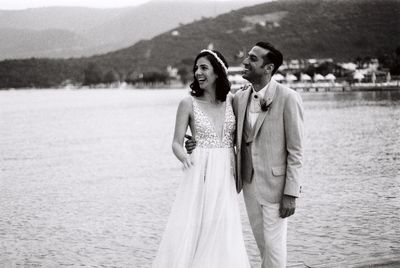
[187,41,304,267]
[233,41,303,267]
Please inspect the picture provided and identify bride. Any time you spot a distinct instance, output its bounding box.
[152,49,250,268]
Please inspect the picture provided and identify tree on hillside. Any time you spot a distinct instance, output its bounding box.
[103,69,120,85]
[391,46,400,75]
[83,63,103,86]
[377,46,400,75]
[177,67,190,85]
[141,71,169,85]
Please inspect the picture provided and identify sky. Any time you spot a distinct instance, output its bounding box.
[0,0,236,10]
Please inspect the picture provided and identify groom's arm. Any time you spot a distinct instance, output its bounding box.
[283,91,304,197]
[232,92,239,148]
[280,91,304,218]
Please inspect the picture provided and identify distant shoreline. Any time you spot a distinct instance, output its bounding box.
[1,84,399,92]
[294,85,400,93]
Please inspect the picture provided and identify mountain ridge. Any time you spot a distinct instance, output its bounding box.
[0,1,266,59]
[0,0,399,88]
[93,0,399,73]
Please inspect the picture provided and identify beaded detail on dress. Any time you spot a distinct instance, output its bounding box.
[192,96,235,149]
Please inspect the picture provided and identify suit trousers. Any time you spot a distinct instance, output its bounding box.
[243,180,287,268]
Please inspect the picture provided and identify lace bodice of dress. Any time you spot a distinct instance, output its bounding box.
[192,96,235,149]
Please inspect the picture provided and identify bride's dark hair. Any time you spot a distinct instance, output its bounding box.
[189,50,231,102]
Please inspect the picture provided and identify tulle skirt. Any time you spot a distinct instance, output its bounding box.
[152,147,250,268]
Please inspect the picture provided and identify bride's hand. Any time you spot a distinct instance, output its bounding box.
[182,155,194,170]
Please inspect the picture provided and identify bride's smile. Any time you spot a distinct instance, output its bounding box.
[195,57,218,90]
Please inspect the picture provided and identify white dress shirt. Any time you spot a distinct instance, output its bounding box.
[248,83,269,128]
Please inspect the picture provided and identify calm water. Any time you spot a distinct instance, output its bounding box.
[1,89,399,267]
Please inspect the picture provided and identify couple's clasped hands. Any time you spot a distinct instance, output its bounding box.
[184,134,196,154]
[181,134,196,170]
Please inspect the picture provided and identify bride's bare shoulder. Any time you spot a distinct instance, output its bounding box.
[177,96,193,112]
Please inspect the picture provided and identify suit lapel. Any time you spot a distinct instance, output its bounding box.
[253,79,278,139]
[237,85,252,148]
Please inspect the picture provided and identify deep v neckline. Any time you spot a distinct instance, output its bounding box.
[194,98,227,143]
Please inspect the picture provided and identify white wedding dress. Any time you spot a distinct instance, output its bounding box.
[153,96,250,268]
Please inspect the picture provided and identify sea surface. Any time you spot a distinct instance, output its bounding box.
[1,89,399,267]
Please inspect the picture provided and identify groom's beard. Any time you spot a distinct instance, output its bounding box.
[243,72,263,85]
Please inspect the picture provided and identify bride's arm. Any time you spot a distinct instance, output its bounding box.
[172,97,193,169]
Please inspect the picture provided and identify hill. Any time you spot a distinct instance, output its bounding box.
[84,0,266,53]
[98,0,400,72]
[0,1,265,59]
[0,7,130,59]
[0,0,399,88]
[0,28,92,59]
[0,7,126,32]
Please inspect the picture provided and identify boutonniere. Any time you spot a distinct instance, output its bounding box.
[260,98,272,112]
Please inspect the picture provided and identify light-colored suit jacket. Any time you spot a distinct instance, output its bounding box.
[233,79,304,204]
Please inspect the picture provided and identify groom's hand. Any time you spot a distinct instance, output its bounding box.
[279,195,296,218]
[184,134,196,154]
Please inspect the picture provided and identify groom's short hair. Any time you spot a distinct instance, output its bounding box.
[255,42,283,75]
